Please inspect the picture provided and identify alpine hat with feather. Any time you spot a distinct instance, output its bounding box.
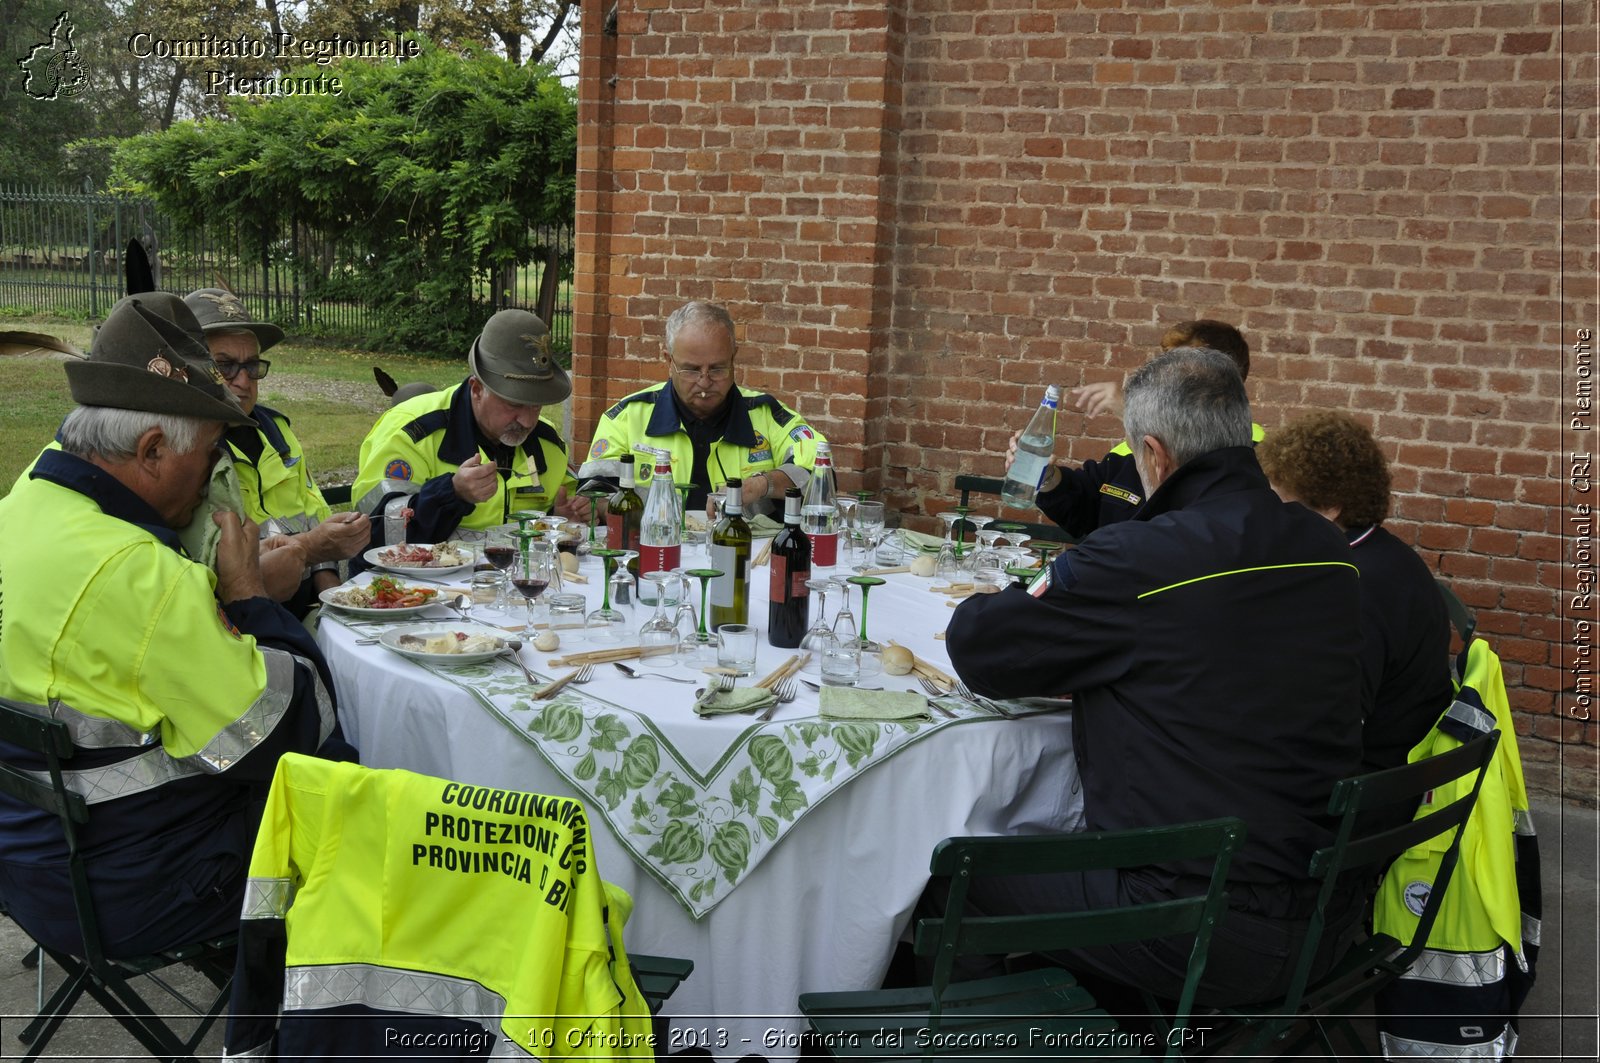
[182,288,285,352]
[66,293,252,426]
[467,309,571,407]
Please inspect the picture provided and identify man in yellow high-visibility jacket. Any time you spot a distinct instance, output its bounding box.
[184,288,369,616]
[0,293,348,959]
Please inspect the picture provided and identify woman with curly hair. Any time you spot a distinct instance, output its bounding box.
[1256,411,1452,773]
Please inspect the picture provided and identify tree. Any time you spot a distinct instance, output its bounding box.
[112,40,575,354]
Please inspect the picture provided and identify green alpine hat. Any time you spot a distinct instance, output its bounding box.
[65,293,252,426]
[182,288,285,352]
[467,309,571,406]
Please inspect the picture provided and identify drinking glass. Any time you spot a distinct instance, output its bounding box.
[582,488,611,551]
[638,572,685,665]
[851,501,886,573]
[482,529,518,610]
[609,548,639,611]
[584,548,630,642]
[820,638,860,686]
[675,483,699,544]
[835,497,859,565]
[671,569,699,647]
[511,540,558,636]
[846,575,885,678]
[682,568,723,665]
[829,578,856,647]
[799,578,836,675]
[716,623,758,677]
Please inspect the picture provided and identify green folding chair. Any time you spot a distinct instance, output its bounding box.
[799,817,1246,1062]
[1194,730,1500,1058]
[0,697,235,1061]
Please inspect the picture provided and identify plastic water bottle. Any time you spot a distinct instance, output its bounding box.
[637,451,681,605]
[800,441,838,566]
[382,496,412,545]
[1000,385,1061,507]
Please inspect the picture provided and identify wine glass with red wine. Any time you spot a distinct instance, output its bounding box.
[511,540,558,636]
[482,529,518,613]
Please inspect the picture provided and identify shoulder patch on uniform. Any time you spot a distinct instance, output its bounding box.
[401,409,451,444]
[591,438,610,457]
[384,459,413,481]
[1027,566,1053,598]
[1098,483,1141,506]
[789,424,814,442]
[217,603,243,639]
[1402,879,1431,917]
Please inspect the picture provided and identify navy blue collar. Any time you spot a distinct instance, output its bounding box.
[31,449,187,554]
[644,383,760,447]
[252,404,291,458]
[1136,446,1269,521]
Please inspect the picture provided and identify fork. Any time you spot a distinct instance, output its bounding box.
[914,676,959,719]
[955,679,1017,719]
[758,677,797,721]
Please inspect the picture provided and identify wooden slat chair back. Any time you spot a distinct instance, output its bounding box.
[0,697,235,1061]
[1198,729,1500,1058]
[800,817,1247,1062]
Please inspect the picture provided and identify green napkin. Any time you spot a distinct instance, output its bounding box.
[819,687,933,721]
[748,514,784,538]
[694,686,778,717]
[898,528,945,553]
[177,449,245,569]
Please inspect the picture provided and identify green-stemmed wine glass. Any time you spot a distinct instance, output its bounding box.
[683,567,723,665]
[1025,538,1065,568]
[952,505,971,559]
[846,574,886,678]
[586,548,628,643]
[581,487,611,549]
[1006,564,1040,588]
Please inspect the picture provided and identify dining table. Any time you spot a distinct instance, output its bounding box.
[316,531,1082,1058]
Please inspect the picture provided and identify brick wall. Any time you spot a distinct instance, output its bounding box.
[576,0,1599,802]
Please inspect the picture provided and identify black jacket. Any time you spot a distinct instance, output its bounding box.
[1033,444,1144,540]
[948,446,1366,896]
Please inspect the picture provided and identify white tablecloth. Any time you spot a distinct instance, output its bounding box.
[318,543,1080,1055]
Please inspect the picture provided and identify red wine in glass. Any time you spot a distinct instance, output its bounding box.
[512,577,549,601]
[484,545,516,571]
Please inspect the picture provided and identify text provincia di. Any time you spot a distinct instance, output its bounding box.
[125,32,420,97]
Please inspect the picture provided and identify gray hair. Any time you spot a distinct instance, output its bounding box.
[664,301,737,355]
[58,405,209,460]
[1122,346,1252,469]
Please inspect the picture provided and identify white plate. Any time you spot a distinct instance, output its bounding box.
[378,624,508,665]
[318,584,445,619]
[364,544,473,578]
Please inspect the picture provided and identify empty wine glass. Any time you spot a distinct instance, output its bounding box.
[639,571,685,665]
[582,487,611,551]
[990,520,1028,548]
[586,548,630,643]
[670,569,699,647]
[846,574,885,678]
[967,514,994,553]
[851,501,885,573]
[799,577,836,675]
[675,483,699,544]
[511,539,558,636]
[683,568,723,665]
[829,577,856,647]
[835,497,859,565]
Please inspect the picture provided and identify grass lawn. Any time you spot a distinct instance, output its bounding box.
[0,317,470,499]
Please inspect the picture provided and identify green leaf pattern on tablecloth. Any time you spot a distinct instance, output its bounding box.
[345,622,975,918]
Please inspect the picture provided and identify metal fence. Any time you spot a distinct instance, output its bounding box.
[0,183,575,351]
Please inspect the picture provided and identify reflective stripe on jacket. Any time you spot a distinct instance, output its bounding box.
[225,755,654,1060]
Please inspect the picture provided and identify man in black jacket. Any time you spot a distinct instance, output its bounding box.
[947,346,1366,1007]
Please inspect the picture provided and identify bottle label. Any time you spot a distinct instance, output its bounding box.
[769,556,813,601]
[639,543,680,575]
[709,543,740,607]
[810,531,837,566]
[1007,451,1050,493]
[606,512,623,549]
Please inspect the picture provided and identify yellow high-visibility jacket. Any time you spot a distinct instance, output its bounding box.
[225,755,654,1060]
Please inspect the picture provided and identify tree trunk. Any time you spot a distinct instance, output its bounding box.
[528,1,575,65]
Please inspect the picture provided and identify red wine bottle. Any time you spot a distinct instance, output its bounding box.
[767,488,811,648]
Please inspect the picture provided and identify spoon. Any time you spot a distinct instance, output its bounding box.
[500,641,542,684]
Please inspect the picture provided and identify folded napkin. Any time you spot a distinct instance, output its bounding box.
[898,528,945,553]
[819,687,933,721]
[694,686,778,718]
[749,514,784,538]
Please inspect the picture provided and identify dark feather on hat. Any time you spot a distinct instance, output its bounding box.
[125,239,154,296]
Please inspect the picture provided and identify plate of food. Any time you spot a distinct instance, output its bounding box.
[378,624,507,664]
[320,576,443,618]
[364,541,473,577]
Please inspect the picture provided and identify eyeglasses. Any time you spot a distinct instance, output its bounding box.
[670,361,732,383]
[216,359,270,381]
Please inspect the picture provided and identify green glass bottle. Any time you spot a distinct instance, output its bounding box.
[708,477,751,628]
[607,453,645,581]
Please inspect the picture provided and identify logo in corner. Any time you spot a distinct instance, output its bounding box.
[17,11,87,101]
[384,458,413,481]
[1402,879,1431,917]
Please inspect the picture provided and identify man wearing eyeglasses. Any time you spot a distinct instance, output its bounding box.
[184,289,370,614]
[579,301,825,515]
